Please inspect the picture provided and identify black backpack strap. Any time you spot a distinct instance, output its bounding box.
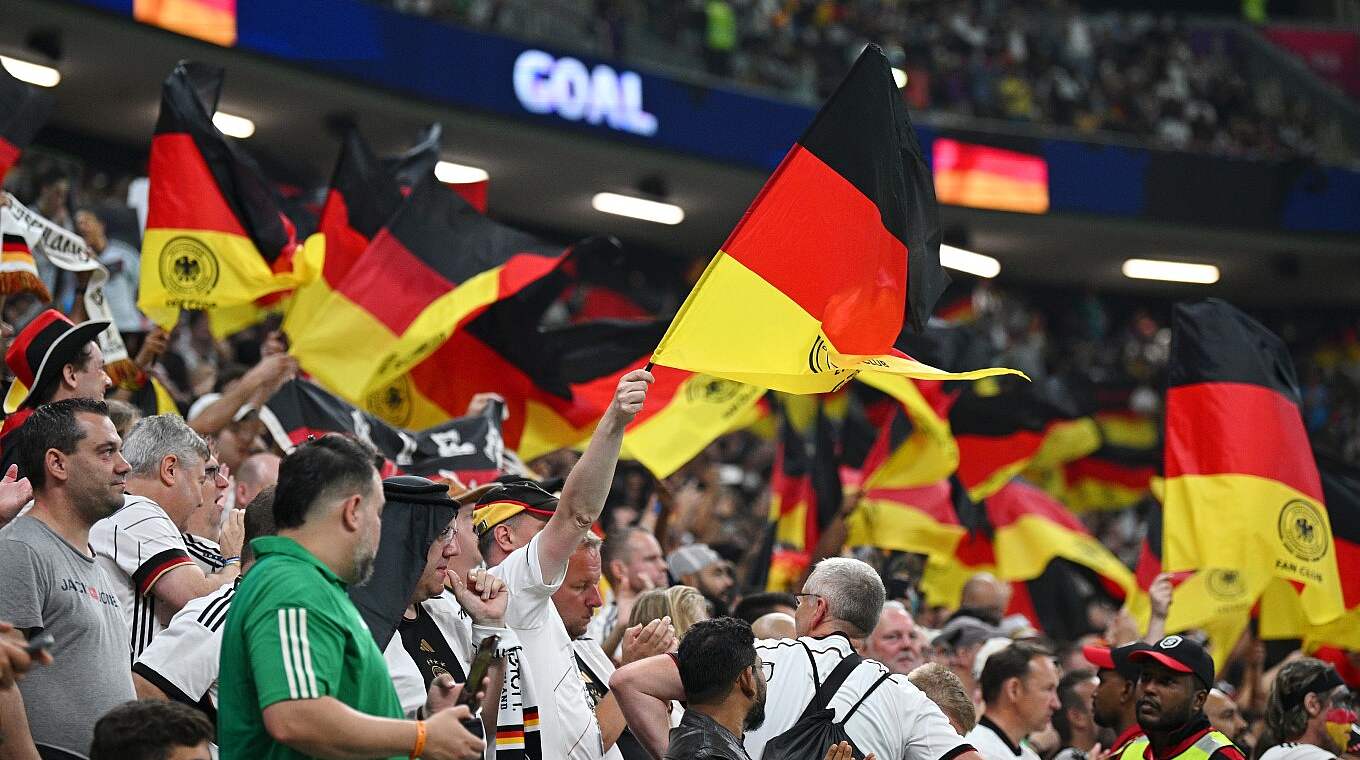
[797,652,864,721]
[800,640,820,686]
[839,671,891,724]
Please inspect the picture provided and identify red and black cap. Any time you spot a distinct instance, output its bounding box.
[471,477,559,535]
[1129,635,1215,689]
[1083,641,1154,681]
[4,309,109,413]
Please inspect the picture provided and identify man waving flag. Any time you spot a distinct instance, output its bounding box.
[1162,298,1344,626]
[649,44,1017,393]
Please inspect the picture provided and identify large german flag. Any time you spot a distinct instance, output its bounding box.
[139,61,322,335]
[282,125,438,339]
[287,172,565,404]
[1162,299,1344,625]
[650,45,1017,394]
[0,64,52,185]
[846,477,967,565]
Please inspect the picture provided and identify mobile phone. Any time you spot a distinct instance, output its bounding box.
[458,635,499,708]
[23,632,53,656]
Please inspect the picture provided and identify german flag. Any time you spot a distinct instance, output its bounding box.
[286,172,565,405]
[1256,455,1360,651]
[650,45,1018,394]
[282,125,437,339]
[0,63,53,185]
[0,229,48,300]
[919,478,1135,611]
[766,395,843,589]
[1162,299,1344,625]
[856,374,957,491]
[952,377,1086,501]
[846,477,967,564]
[139,61,322,335]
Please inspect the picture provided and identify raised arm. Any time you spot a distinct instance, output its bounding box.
[609,652,685,760]
[537,370,652,581]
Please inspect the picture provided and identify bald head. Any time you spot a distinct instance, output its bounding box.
[752,612,796,640]
[235,452,281,508]
[1205,689,1248,746]
[960,572,1010,623]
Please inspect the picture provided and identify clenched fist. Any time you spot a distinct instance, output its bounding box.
[608,369,654,423]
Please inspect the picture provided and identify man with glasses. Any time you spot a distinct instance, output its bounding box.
[613,557,983,760]
[90,414,240,661]
[1258,658,1357,760]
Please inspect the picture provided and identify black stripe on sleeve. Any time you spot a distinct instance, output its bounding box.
[941,744,976,760]
[132,661,217,724]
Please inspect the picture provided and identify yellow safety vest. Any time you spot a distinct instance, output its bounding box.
[1141,731,1236,760]
[1119,737,1150,760]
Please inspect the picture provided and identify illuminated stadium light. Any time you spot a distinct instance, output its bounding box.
[212,111,255,139]
[1122,258,1220,285]
[940,244,1001,279]
[1,55,60,88]
[591,192,684,225]
[435,161,490,184]
[892,68,908,89]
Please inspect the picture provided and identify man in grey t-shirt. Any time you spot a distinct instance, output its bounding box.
[0,398,134,759]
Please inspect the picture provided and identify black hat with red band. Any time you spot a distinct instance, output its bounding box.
[1129,635,1216,689]
[4,309,109,413]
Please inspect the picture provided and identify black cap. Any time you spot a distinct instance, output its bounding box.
[382,475,460,508]
[1129,635,1215,689]
[1083,641,1154,681]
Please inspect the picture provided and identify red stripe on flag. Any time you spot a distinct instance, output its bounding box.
[863,481,961,524]
[317,189,370,286]
[335,228,454,334]
[145,133,249,236]
[0,138,19,183]
[985,480,1086,532]
[1165,382,1322,501]
[955,430,1044,490]
[1065,457,1155,489]
[721,145,907,356]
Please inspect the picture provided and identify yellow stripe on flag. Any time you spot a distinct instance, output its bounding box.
[857,374,958,490]
[652,252,1023,394]
[1163,472,1344,625]
[619,375,764,479]
[846,496,966,558]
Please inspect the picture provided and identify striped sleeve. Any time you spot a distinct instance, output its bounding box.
[244,601,344,708]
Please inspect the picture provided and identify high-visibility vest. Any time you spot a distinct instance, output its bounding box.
[1119,737,1150,760]
[1141,731,1236,760]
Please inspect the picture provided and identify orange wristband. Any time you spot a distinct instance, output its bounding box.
[409,719,426,759]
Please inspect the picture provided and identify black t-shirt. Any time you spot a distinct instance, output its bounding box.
[398,604,467,689]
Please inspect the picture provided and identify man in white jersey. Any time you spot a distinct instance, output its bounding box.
[132,485,276,720]
[475,370,652,760]
[90,414,240,661]
[612,557,984,760]
[1258,659,1356,760]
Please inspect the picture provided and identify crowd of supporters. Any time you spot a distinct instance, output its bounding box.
[382,0,1353,165]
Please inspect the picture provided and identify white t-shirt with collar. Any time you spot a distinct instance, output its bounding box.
[384,591,475,717]
[1257,744,1337,760]
[490,531,605,760]
[966,716,1041,760]
[746,633,973,760]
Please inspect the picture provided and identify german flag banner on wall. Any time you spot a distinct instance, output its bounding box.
[283,125,438,340]
[140,61,322,335]
[261,378,511,484]
[286,173,565,403]
[649,45,1018,394]
[0,63,53,185]
[1162,299,1344,625]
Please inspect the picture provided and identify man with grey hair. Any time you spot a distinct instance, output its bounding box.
[613,557,985,760]
[91,413,241,661]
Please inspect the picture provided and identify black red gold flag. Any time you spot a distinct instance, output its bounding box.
[139,61,321,337]
[0,64,53,185]
[651,45,1017,393]
[766,395,843,590]
[1162,299,1343,625]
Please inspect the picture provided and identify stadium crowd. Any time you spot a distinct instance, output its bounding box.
[382,0,1353,165]
[0,139,1358,760]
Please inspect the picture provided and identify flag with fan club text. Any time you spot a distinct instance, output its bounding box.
[139,61,321,337]
[649,45,1018,394]
[1161,299,1344,626]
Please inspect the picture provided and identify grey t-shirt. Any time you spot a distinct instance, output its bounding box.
[0,515,135,759]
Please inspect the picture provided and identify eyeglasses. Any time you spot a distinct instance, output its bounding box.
[202,466,222,485]
[794,592,822,608]
[751,656,773,681]
[437,524,458,544]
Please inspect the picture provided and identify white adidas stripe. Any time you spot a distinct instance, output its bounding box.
[296,608,319,697]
